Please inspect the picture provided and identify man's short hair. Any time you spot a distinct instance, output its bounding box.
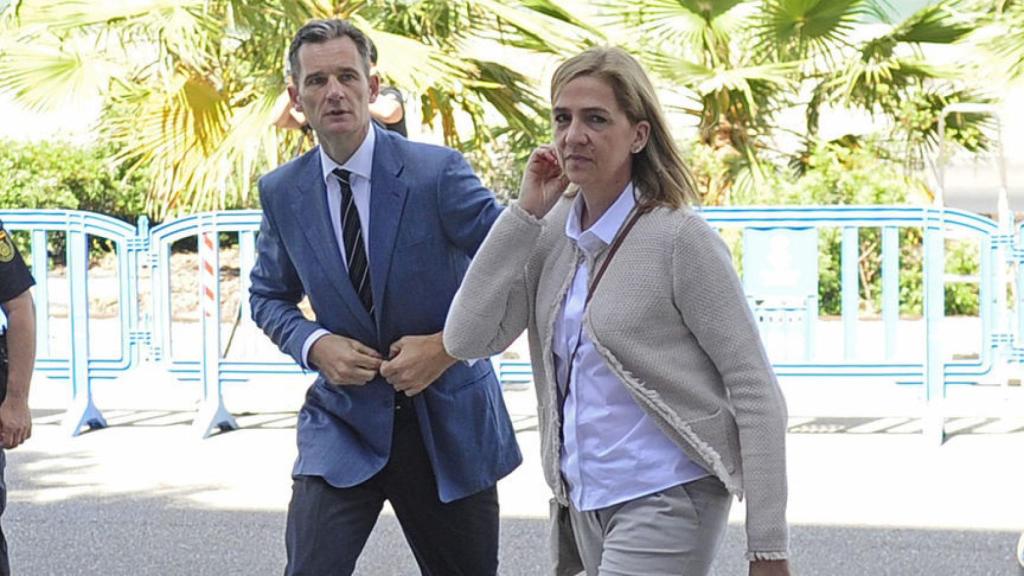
[287,19,373,82]
[368,38,378,66]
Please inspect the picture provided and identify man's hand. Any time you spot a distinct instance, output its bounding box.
[750,559,790,576]
[379,332,456,396]
[308,334,383,386]
[0,397,31,449]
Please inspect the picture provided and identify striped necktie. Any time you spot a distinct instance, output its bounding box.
[333,168,374,318]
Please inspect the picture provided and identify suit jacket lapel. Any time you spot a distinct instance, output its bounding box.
[291,148,376,335]
[368,129,409,329]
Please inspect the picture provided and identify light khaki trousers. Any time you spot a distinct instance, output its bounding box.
[566,476,732,576]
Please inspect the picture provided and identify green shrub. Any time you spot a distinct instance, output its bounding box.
[0,139,150,262]
[0,139,148,219]
[944,239,981,316]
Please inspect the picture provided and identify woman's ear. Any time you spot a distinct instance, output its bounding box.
[632,121,651,154]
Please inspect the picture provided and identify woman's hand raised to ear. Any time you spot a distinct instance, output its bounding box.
[518,145,569,219]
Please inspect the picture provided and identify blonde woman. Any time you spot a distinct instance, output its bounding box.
[445,47,790,576]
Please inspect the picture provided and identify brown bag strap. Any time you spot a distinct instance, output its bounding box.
[584,205,644,306]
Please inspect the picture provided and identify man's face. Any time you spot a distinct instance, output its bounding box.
[289,36,380,149]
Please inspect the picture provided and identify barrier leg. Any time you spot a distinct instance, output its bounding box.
[62,394,108,437]
[923,216,945,445]
[191,226,237,438]
[61,223,107,436]
[193,399,238,438]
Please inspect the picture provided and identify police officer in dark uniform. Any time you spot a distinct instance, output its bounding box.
[0,219,35,576]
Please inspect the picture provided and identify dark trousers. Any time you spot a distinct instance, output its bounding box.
[0,450,9,576]
[284,395,500,576]
[0,341,9,576]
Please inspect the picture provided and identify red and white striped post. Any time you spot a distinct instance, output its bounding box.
[201,231,218,322]
[193,217,237,437]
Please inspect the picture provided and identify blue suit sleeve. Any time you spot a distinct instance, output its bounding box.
[249,185,322,368]
[436,152,504,256]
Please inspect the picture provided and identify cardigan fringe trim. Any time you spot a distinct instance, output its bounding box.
[542,239,580,505]
[746,551,789,561]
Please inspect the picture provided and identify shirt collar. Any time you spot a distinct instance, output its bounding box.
[565,181,637,250]
[319,125,376,186]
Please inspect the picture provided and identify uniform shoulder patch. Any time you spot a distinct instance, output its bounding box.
[0,229,14,263]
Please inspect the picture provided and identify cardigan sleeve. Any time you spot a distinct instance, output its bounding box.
[444,203,544,360]
[671,212,790,561]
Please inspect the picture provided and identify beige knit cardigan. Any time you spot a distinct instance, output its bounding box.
[444,199,789,566]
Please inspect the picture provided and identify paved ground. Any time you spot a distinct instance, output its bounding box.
[6,377,1024,575]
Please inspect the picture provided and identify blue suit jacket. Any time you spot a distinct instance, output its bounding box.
[249,127,521,502]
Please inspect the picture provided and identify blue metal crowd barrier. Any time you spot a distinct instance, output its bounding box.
[1,205,1020,443]
[0,210,144,435]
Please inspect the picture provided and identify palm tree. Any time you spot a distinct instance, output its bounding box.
[600,0,984,204]
[0,0,596,218]
[969,0,1024,81]
[819,1,987,170]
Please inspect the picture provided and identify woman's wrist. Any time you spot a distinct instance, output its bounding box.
[515,196,548,220]
[517,195,547,219]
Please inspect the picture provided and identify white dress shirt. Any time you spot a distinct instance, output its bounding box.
[300,128,376,367]
[554,183,708,512]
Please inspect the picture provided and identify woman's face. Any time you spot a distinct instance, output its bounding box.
[552,75,649,193]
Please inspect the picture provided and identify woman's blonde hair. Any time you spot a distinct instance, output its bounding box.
[550,46,699,209]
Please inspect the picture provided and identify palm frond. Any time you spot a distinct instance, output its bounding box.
[519,0,604,36]
[475,0,601,53]
[104,74,285,218]
[863,0,896,24]
[12,0,206,33]
[902,88,995,155]
[226,0,325,30]
[360,26,474,95]
[464,58,548,140]
[0,37,121,111]
[891,0,974,44]
[647,53,797,95]
[977,1,1024,79]
[596,0,716,55]
[825,55,949,111]
[757,0,869,60]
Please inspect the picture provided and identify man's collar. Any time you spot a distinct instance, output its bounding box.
[319,125,376,184]
[566,181,637,245]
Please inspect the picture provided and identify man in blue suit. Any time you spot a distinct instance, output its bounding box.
[250,19,521,576]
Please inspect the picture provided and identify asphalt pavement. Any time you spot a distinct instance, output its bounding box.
[5,379,1024,575]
